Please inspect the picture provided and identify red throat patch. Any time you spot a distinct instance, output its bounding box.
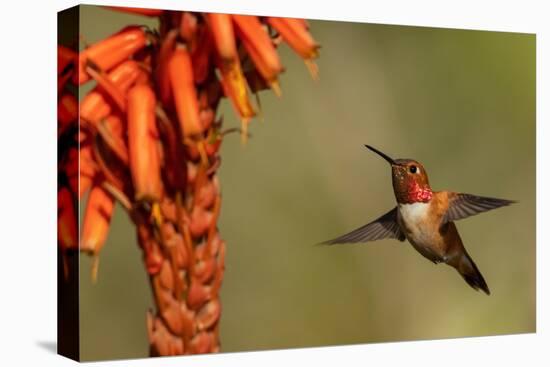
[408,180,433,202]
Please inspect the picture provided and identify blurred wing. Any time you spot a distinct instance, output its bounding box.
[322,207,405,245]
[442,193,515,224]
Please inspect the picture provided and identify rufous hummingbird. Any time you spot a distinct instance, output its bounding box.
[323,145,515,295]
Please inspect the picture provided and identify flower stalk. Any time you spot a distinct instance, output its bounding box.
[58,7,319,356]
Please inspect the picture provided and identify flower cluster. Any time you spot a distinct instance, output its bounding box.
[58,6,319,356]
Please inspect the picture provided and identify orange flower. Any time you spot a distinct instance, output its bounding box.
[168,47,203,137]
[267,17,320,78]
[127,83,162,202]
[79,141,96,198]
[81,185,115,256]
[77,27,147,85]
[209,13,255,122]
[70,8,321,357]
[233,15,283,94]
[267,17,320,59]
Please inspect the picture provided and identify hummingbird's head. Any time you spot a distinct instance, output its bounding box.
[365,145,433,204]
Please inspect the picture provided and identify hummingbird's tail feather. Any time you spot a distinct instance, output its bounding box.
[454,251,490,295]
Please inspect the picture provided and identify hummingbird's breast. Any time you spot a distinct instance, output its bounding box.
[397,199,446,263]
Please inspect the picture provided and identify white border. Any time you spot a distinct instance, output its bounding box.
[0,0,546,366]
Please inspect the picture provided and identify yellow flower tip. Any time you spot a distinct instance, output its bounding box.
[270,79,282,98]
[151,202,163,229]
[91,255,100,284]
[305,59,319,81]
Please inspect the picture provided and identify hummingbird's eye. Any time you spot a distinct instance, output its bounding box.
[409,165,418,174]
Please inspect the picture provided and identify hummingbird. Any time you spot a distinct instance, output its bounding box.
[323,145,515,295]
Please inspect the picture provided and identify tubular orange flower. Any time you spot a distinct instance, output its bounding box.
[103,114,125,139]
[79,143,95,199]
[86,66,127,113]
[86,59,145,114]
[80,60,143,125]
[207,14,237,62]
[78,129,97,198]
[267,17,320,78]
[168,46,203,137]
[233,15,283,93]
[210,14,256,123]
[77,27,147,85]
[81,92,111,125]
[81,185,115,256]
[127,83,162,202]
[157,29,178,106]
[108,59,144,92]
[267,17,319,59]
[217,63,256,139]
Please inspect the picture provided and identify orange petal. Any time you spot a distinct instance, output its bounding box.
[79,140,96,198]
[86,66,127,113]
[157,29,178,106]
[103,113,125,138]
[127,84,162,202]
[217,60,256,120]
[80,60,142,125]
[267,17,319,60]
[80,91,112,125]
[81,185,115,255]
[79,175,93,199]
[107,60,143,94]
[77,27,147,85]
[168,47,203,137]
[208,13,237,62]
[233,15,283,84]
[209,13,256,118]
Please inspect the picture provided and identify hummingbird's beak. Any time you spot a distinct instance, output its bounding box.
[364,145,396,165]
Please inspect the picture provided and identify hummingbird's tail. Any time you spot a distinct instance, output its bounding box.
[454,251,491,295]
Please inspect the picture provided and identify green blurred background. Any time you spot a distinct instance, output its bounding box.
[78,5,535,361]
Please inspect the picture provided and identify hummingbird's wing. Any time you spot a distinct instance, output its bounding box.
[322,207,405,245]
[442,193,515,224]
